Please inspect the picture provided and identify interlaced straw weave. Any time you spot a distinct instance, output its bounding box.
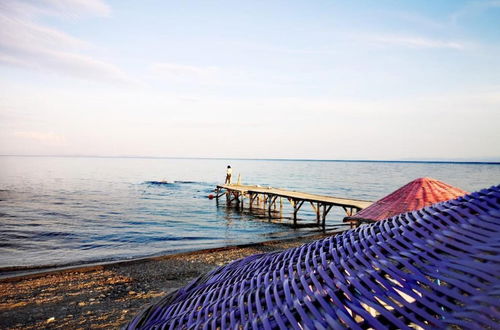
[127,185,500,329]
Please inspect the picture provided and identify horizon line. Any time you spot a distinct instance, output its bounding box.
[1,154,499,165]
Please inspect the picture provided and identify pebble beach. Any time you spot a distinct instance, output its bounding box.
[0,233,332,329]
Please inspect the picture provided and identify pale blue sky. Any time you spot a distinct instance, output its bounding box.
[1,0,499,160]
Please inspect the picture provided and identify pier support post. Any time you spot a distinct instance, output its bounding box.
[249,193,256,210]
[321,205,333,231]
[267,194,272,217]
[280,197,283,217]
[293,200,304,228]
[267,195,278,218]
[342,206,358,217]
[317,203,321,225]
[310,202,321,225]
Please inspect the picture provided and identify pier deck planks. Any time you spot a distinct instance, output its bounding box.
[217,184,371,209]
[216,184,372,229]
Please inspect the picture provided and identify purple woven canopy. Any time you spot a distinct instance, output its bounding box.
[127,185,500,329]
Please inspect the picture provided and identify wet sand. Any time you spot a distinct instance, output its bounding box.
[0,232,334,329]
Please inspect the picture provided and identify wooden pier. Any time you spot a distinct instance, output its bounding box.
[215,184,372,230]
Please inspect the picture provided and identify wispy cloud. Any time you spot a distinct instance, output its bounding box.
[369,34,466,50]
[13,131,67,146]
[236,41,338,55]
[0,0,111,19]
[150,63,219,79]
[0,14,88,50]
[42,0,111,17]
[0,0,132,85]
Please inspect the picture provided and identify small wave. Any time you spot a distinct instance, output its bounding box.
[144,180,206,185]
[0,242,17,248]
[147,235,217,242]
[42,211,72,217]
[144,181,173,185]
[123,220,160,226]
[80,243,110,250]
[0,189,11,201]
[36,231,78,238]
[5,231,79,242]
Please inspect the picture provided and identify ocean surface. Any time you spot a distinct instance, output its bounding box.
[0,156,499,271]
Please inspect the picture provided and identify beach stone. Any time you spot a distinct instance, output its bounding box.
[0,230,328,330]
[46,317,55,323]
[128,291,136,295]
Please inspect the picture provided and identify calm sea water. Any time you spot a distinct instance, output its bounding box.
[0,156,499,271]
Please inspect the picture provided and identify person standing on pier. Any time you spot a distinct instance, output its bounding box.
[225,165,232,184]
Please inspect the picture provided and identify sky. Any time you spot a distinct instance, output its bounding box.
[0,0,499,161]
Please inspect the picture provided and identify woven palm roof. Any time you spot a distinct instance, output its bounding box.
[126,184,500,329]
[345,177,467,223]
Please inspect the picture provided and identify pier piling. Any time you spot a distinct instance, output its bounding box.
[216,184,371,230]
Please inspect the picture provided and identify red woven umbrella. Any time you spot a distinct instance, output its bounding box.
[344,177,467,225]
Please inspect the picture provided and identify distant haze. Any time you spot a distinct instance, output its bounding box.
[1,0,499,161]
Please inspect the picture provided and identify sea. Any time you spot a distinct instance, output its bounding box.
[0,156,499,273]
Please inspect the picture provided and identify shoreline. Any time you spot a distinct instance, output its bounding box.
[0,231,339,329]
[0,229,337,281]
